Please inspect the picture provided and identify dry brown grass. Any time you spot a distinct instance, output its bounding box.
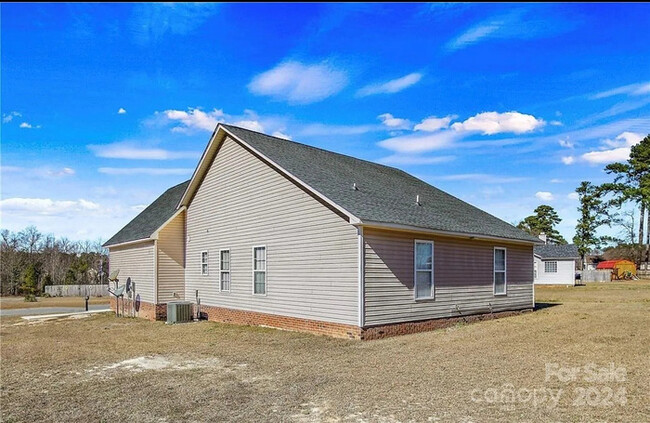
[1,282,649,422]
[0,296,110,310]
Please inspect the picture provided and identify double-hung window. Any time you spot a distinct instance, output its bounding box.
[494,247,507,295]
[253,246,266,295]
[201,251,209,276]
[545,261,558,273]
[414,240,434,299]
[220,249,230,291]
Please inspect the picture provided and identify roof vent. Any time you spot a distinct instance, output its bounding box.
[353,183,359,191]
[416,195,421,206]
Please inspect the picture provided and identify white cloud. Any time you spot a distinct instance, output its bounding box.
[271,131,292,140]
[2,111,21,123]
[414,115,456,132]
[550,120,563,126]
[567,192,580,200]
[590,81,650,99]
[582,147,633,165]
[20,122,33,129]
[378,130,460,154]
[535,191,554,201]
[451,111,545,135]
[298,123,381,137]
[356,73,423,97]
[550,179,563,183]
[129,3,219,45]
[558,138,574,148]
[88,142,200,160]
[0,198,100,216]
[0,166,75,179]
[164,108,224,132]
[581,132,643,164]
[378,155,455,165]
[118,108,127,114]
[561,156,575,165]
[248,60,348,104]
[47,167,75,177]
[232,119,264,132]
[98,167,194,175]
[377,113,411,130]
[447,22,501,51]
[437,173,528,184]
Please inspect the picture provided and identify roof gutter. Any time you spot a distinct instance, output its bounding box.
[358,220,544,245]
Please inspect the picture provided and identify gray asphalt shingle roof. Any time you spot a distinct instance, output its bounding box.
[534,244,580,259]
[223,125,540,243]
[103,180,190,247]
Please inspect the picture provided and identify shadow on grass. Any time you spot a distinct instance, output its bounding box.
[534,302,561,311]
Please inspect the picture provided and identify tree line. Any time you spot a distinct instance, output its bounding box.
[0,226,108,298]
[517,134,650,267]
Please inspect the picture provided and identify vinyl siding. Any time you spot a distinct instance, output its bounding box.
[108,241,155,304]
[185,136,359,325]
[364,228,534,326]
[534,256,575,285]
[157,211,186,302]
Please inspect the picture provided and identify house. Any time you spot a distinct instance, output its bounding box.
[596,260,636,280]
[533,243,579,285]
[104,124,541,339]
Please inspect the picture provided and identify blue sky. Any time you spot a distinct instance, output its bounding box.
[1,3,649,242]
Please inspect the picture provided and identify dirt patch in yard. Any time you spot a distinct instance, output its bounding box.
[1,282,649,422]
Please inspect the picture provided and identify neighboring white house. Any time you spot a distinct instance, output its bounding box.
[534,243,579,285]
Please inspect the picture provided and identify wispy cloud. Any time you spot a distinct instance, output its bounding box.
[2,111,21,123]
[378,130,460,154]
[561,156,575,165]
[446,9,574,52]
[377,113,411,130]
[590,81,650,100]
[19,122,41,129]
[0,166,75,178]
[248,60,348,104]
[117,108,127,114]
[378,155,455,165]
[0,198,100,216]
[297,123,381,137]
[129,3,219,45]
[98,167,194,175]
[356,72,422,97]
[88,142,200,160]
[163,108,224,132]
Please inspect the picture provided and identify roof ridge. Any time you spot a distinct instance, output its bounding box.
[221,123,405,174]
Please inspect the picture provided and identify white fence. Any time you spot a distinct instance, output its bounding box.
[581,270,611,283]
[45,284,109,297]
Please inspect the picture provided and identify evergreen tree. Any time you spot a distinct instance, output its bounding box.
[573,182,614,267]
[517,205,567,244]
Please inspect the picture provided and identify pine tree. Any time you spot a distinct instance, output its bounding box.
[517,205,567,244]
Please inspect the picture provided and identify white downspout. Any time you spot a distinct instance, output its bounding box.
[358,226,365,328]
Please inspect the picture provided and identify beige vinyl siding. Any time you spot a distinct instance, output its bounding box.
[109,241,155,304]
[185,136,359,325]
[157,211,186,302]
[364,228,533,326]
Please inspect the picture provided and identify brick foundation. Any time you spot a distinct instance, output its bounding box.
[197,304,361,339]
[359,308,533,340]
[109,297,166,321]
[110,298,531,340]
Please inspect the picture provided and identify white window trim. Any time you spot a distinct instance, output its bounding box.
[252,245,267,296]
[494,247,507,296]
[545,260,558,273]
[200,250,209,276]
[219,249,231,292]
[414,239,435,300]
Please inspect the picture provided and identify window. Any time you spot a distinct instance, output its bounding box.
[414,241,434,299]
[545,261,558,273]
[201,251,209,276]
[220,249,230,292]
[494,248,506,295]
[253,246,266,295]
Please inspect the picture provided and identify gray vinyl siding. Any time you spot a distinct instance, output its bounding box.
[185,136,359,325]
[108,241,155,304]
[157,211,186,302]
[534,256,575,285]
[364,228,534,326]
